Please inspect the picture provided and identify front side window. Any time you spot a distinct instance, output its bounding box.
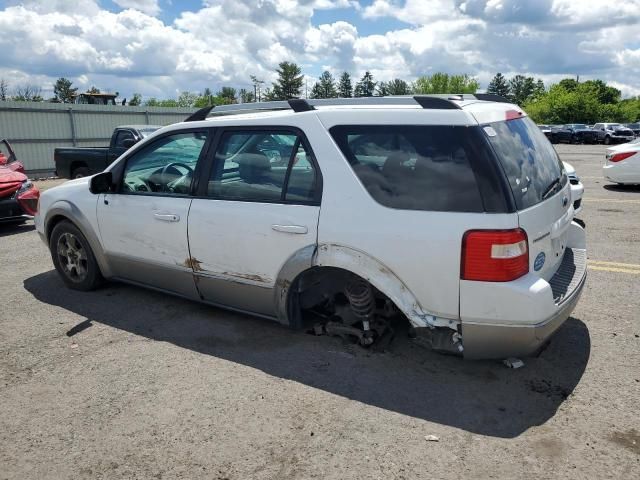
[207,131,318,203]
[121,131,208,195]
[330,125,485,212]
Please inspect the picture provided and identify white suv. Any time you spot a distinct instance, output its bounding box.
[35,95,587,359]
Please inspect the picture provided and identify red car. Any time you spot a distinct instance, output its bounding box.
[0,140,40,223]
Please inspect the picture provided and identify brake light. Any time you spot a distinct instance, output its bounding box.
[505,109,523,121]
[461,229,529,282]
[609,151,635,163]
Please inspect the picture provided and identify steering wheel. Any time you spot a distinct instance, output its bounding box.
[160,162,194,192]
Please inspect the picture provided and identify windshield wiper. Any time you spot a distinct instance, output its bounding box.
[542,177,561,200]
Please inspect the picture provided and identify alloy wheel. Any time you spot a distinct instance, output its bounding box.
[56,232,88,282]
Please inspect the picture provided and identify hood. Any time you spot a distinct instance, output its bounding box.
[0,165,27,198]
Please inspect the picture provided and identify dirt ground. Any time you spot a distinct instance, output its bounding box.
[1,144,639,479]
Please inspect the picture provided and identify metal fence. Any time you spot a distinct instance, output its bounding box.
[0,101,196,176]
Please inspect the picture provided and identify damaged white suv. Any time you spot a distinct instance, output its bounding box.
[35,95,587,359]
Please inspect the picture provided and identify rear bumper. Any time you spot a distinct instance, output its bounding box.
[603,162,639,184]
[460,228,587,359]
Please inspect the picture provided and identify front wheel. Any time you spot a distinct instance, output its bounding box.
[604,136,611,145]
[50,221,103,291]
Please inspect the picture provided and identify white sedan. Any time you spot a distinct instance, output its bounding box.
[604,139,640,185]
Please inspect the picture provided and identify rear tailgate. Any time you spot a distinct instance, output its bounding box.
[476,113,572,281]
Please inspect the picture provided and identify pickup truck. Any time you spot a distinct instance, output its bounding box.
[54,125,160,178]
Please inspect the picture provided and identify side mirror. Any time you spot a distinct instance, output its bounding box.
[122,138,136,149]
[90,171,113,194]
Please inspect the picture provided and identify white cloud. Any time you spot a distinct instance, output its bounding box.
[0,0,639,101]
[112,0,161,16]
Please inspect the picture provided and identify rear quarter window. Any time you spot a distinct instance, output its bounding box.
[329,125,488,212]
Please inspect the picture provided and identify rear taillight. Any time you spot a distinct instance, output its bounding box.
[461,229,529,282]
[608,151,635,163]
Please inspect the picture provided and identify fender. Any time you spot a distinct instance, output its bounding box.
[44,201,113,278]
[275,243,459,330]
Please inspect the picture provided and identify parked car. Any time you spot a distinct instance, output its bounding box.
[593,123,635,145]
[54,125,160,179]
[603,138,640,185]
[551,123,598,143]
[538,124,552,141]
[623,123,640,137]
[563,161,584,215]
[35,95,587,360]
[0,139,40,223]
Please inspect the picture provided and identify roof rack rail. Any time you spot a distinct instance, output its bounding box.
[474,93,511,103]
[184,94,479,121]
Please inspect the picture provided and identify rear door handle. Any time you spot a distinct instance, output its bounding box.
[154,213,180,222]
[271,224,308,234]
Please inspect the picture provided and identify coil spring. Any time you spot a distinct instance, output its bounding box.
[344,278,375,320]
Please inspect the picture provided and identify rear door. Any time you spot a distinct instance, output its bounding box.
[483,116,572,280]
[187,128,322,317]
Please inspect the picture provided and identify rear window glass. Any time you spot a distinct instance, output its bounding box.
[485,117,565,210]
[329,125,484,212]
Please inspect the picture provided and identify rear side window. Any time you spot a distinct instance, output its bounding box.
[485,117,565,210]
[330,125,485,212]
[207,130,319,204]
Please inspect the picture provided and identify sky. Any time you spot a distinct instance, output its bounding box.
[0,0,640,101]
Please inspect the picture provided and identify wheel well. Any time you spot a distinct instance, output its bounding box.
[46,214,72,242]
[70,161,87,173]
[286,266,405,330]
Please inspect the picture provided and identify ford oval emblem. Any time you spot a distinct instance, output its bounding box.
[562,196,568,207]
[534,252,546,271]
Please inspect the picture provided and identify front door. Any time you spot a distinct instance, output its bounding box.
[188,128,322,317]
[97,130,210,298]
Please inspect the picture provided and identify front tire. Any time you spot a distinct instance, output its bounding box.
[604,136,611,145]
[50,221,103,291]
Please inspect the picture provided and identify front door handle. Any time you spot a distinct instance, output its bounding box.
[271,224,308,234]
[154,213,180,222]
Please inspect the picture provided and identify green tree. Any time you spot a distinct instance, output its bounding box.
[386,78,410,95]
[53,77,77,103]
[0,79,8,101]
[532,79,546,99]
[413,73,478,94]
[309,82,323,99]
[581,79,621,104]
[376,81,388,96]
[177,91,198,108]
[354,71,376,97]
[316,71,337,98]
[337,72,353,97]
[87,86,101,94]
[508,75,536,105]
[129,93,142,106]
[239,88,254,103]
[270,61,304,100]
[558,78,579,92]
[218,87,237,104]
[487,73,510,98]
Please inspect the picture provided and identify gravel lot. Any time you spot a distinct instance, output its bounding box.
[1,144,639,479]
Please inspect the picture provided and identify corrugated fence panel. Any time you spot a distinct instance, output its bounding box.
[0,101,196,173]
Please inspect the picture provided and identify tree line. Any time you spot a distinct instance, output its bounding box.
[1,63,638,123]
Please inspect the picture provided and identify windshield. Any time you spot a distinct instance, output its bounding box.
[571,124,587,129]
[484,117,565,210]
